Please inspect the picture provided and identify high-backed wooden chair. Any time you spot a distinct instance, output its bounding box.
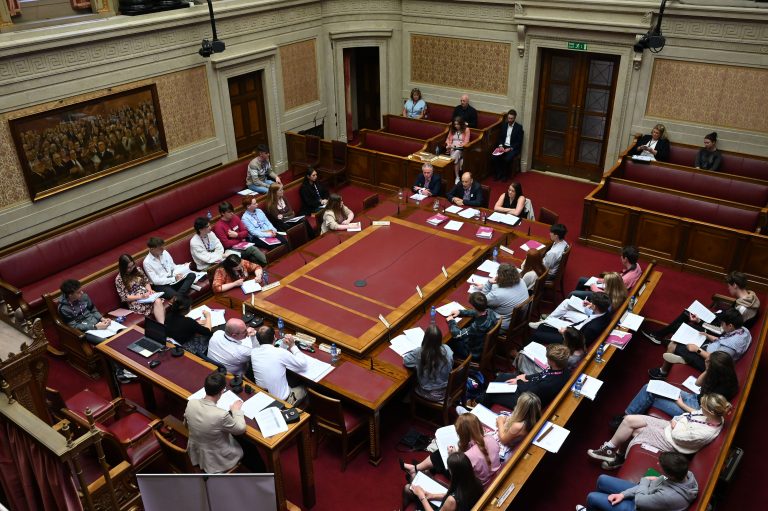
[42,292,101,378]
[470,320,501,382]
[307,388,367,471]
[479,184,491,209]
[151,417,242,474]
[497,297,534,365]
[46,387,117,424]
[410,356,471,427]
[362,193,380,210]
[530,269,550,318]
[538,207,559,225]
[317,140,347,188]
[286,221,309,250]
[541,244,571,305]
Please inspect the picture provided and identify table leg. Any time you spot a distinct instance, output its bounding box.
[100,354,120,399]
[297,422,316,508]
[367,410,382,466]
[139,380,156,410]
[268,449,287,511]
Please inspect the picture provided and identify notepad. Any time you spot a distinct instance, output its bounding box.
[571,374,604,400]
[347,222,362,232]
[584,276,601,287]
[237,189,258,195]
[255,406,288,438]
[683,375,701,395]
[470,403,498,431]
[520,240,545,252]
[521,341,548,370]
[477,259,500,275]
[444,205,463,214]
[566,295,587,313]
[411,472,448,507]
[444,220,463,231]
[647,379,681,400]
[686,300,716,324]
[486,382,518,394]
[620,312,645,332]
[532,421,570,453]
[241,279,262,294]
[85,321,127,339]
[136,292,163,304]
[436,301,463,317]
[466,275,489,287]
[435,425,460,467]
[670,322,707,347]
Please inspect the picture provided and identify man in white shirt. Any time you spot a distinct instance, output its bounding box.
[207,319,255,375]
[143,237,195,299]
[190,217,225,271]
[523,223,569,289]
[251,326,308,405]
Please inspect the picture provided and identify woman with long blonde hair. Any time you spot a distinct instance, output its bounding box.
[494,392,542,460]
[603,272,628,311]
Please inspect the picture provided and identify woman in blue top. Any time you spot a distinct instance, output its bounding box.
[403,324,453,401]
[402,88,427,119]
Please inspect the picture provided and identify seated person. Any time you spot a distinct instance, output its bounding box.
[412,162,441,198]
[453,94,478,128]
[164,296,212,357]
[320,193,356,234]
[299,167,329,214]
[471,263,528,331]
[213,201,249,250]
[572,246,641,299]
[403,325,454,402]
[522,223,568,289]
[401,413,500,487]
[207,319,255,376]
[519,248,547,291]
[402,87,427,119]
[649,308,751,379]
[492,392,541,462]
[643,270,760,345]
[576,451,698,511]
[588,393,730,470]
[184,371,263,473]
[615,352,737,429]
[246,144,281,194]
[479,343,571,411]
[491,109,524,181]
[213,254,263,294]
[629,123,670,162]
[115,254,165,323]
[528,292,612,346]
[446,292,499,361]
[405,452,483,511]
[250,326,309,405]
[493,182,528,218]
[694,132,722,171]
[447,172,484,207]
[515,326,586,375]
[570,272,627,310]
[264,183,315,239]
[190,217,225,271]
[446,116,470,183]
[143,237,195,299]
[240,196,288,251]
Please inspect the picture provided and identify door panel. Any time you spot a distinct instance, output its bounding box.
[228,72,269,157]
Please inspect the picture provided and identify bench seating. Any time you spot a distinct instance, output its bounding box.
[426,103,503,130]
[356,130,426,157]
[381,114,447,143]
[620,160,768,207]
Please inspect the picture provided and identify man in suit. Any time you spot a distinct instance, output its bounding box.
[412,162,442,197]
[447,171,484,207]
[452,94,478,129]
[492,109,524,181]
[528,292,613,346]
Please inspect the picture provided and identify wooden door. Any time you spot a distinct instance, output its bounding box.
[354,47,381,131]
[533,50,619,181]
[228,71,269,157]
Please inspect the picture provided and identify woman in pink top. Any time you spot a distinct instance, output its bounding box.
[401,413,501,486]
[445,116,471,184]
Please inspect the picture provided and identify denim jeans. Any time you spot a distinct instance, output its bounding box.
[625,383,699,416]
[247,179,275,194]
[586,475,636,511]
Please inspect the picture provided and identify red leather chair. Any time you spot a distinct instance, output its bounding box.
[307,388,367,471]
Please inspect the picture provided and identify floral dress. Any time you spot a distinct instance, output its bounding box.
[115,268,155,316]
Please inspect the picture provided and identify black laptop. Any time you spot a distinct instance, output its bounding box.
[127,318,167,357]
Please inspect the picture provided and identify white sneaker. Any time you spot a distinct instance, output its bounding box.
[575,506,586,511]
[456,405,469,415]
[529,320,544,329]
[122,369,138,379]
[663,353,687,365]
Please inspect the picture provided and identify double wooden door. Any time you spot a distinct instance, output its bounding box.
[533,50,619,181]
[228,71,269,157]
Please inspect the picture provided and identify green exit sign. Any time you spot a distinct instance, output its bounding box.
[568,41,588,51]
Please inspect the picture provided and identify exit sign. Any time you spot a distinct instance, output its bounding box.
[568,41,588,51]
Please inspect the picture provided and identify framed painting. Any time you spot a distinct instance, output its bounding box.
[9,84,167,201]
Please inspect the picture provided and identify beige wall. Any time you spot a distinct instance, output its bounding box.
[0,0,766,248]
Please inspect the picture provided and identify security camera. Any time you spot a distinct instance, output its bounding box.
[199,38,225,58]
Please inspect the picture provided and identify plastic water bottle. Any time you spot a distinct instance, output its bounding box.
[596,343,606,364]
[430,306,437,324]
[262,269,269,285]
[277,317,284,339]
[492,247,498,262]
[433,199,440,212]
[206,210,213,221]
[330,343,339,364]
[629,296,637,312]
[398,189,404,203]
[573,374,585,398]
[481,212,487,224]
[115,316,125,324]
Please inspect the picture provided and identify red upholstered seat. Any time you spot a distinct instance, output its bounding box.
[66,389,113,420]
[383,116,447,140]
[426,103,454,124]
[105,412,154,444]
[667,145,699,167]
[616,444,664,483]
[476,112,502,130]
[361,132,425,157]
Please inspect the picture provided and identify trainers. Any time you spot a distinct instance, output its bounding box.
[456,405,469,415]
[575,506,586,511]
[648,367,667,380]
[122,369,139,379]
[115,369,132,384]
[663,353,687,365]
[529,320,544,329]
[641,330,662,345]
[601,454,625,470]
[587,443,618,463]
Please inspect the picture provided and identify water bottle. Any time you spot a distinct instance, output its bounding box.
[330,343,339,364]
[573,374,585,398]
[398,189,404,203]
[481,212,487,224]
[262,269,269,285]
[115,315,125,324]
[628,296,637,312]
[596,343,606,364]
[277,317,284,340]
[430,306,437,324]
[206,210,213,221]
[433,199,440,212]
[492,247,498,262]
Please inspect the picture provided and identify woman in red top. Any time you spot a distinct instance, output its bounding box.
[212,254,263,293]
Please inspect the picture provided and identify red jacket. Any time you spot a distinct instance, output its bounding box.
[213,216,248,249]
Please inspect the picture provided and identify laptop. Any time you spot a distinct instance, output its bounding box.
[127,318,167,357]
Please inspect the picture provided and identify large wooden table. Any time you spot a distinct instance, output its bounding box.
[95,326,315,511]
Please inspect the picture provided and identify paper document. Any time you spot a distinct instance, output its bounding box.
[444,205,463,214]
[411,472,448,507]
[584,276,601,287]
[410,193,428,201]
[136,292,163,304]
[683,375,701,395]
[646,379,681,401]
[486,382,518,394]
[477,259,500,275]
[426,214,448,226]
[532,422,570,453]
[436,301,463,317]
[444,220,463,231]
[255,406,288,438]
[466,275,489,287]
[241,279,262,294]
[389,335,421,357]
[237,189,258,195]
[458,208,479,219]
[435,425,460,467]
[215,390,242,412]
[567,296,587,313]
[232,241,254,251]
[86,320,127,339]
[403,327,425,345]
[670,323,707,347]
[186,305,226,327]
[686,300,716,324]
[241,392,276,419]
[470,404,498,431]
[632,155,653,162]
[571,374,604,400]
[702,323,723,335]
[295,356,334,382]
[347,222,362,232]
[188,387,206,400]
[606,329,632,350]
[543,316,572,330]
[285,215,305,223]
[520,240,546,252]
[620,312,645,331]
[521,342,549,369]
[487,211,520,226]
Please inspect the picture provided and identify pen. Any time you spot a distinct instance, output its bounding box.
[536,423,554,443]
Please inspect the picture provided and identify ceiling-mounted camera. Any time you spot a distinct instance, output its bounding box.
[199,0,225,58]
[634,0,667,54]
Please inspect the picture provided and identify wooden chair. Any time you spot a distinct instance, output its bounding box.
[42,292,101,378]
[538,207,559,225]
[470,320,501,382]
[286,221,309,250]
[530,269,549,319]
[497,297,534,366]
[317,140,347,188]
[307,388,367,471]
[479,184,491,209]
[541,244,571,305]
[152,417,242,474]
[362,193,380,210]
[46,387,117,424]
[410,356,471,427]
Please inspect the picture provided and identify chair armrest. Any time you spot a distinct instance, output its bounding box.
[710,293,736,310]
[0,278,30,316]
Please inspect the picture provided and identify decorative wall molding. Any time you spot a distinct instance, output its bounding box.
[662,17,768,44]
[322,0,401,15]
[280,39,320,111]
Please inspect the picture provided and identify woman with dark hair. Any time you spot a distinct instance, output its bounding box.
[514,326,586,375]
[320,193,356,234]
[402,88,427,119]
[212,254,263,293]
[493,182,528,219]
[695,132,722,171]
[264,183,315,240]
[299,167,329,214]
[630,123,670,161]
[115,254,165,322]
[445,116,470,183]
[403,325,454,401]
[401,413,500,486]
[473,263,528,331]
[405,452,484,511]
[164,295,212,356]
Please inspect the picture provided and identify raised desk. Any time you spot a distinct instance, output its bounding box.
[95,326,315,511]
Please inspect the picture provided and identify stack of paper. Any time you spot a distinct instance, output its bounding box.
[426,213,448,225]
[571,374,604,400]
[470,404,499,431]
[241,392,276,419]
[520,240,546,252]
[86,321,127,339]
[458,208,479,219]
[477,260,500,275]
[532,421,570,453]
[620,312,645,331]
[444,220,464,231]
[646,379,681,400]
[670,323,707,347]
[295,356,334,382]
[186,305,226,328]
[487,211,520,226]
[255,406,288,438]
[241,279,262,294]
[521,342,548,370]
[436,301,463,317]
[444,205,463,214]
[389,334,421,356]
